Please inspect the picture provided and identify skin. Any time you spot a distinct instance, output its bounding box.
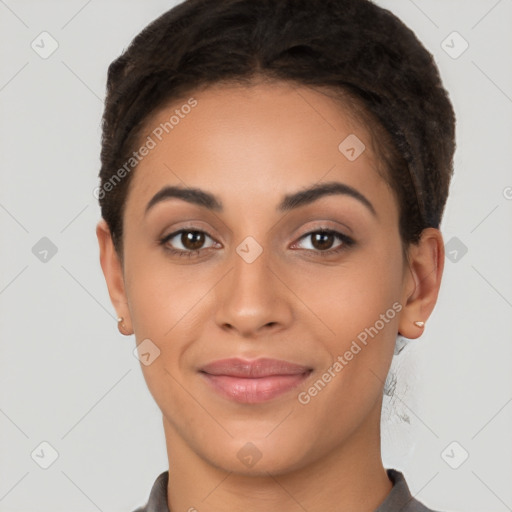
[97,81,444,512]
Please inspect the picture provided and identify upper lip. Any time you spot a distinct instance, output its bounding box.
[200,358,312,378]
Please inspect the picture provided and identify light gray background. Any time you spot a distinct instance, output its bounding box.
[1,1,511,511]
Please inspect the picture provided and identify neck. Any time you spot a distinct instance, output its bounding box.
[163,401,393,512]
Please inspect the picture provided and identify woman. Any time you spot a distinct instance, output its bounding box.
[96,0,456,510]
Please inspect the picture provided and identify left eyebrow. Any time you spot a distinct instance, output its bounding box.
[144,181,376,216]
[278,181,376,216]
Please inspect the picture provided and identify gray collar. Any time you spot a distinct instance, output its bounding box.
[133,468,440,512]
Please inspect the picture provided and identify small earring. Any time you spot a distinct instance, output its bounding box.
[414,321,425,328]
[117,316,131,336]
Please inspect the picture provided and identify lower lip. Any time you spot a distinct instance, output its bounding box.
[201,372,311,404]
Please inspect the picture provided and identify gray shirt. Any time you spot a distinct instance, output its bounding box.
[132,468,444,511]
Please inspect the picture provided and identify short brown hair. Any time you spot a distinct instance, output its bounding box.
[98,0,456,254]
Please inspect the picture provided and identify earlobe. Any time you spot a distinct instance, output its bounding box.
[398,228,445,339]
[96,219,133,335]
[117,316,133,336]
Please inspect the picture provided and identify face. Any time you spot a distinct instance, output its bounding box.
[98,81,441,476]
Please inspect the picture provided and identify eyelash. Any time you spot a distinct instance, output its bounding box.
[158,228,355,259]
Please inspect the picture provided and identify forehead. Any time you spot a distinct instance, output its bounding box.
[126,81,391,214]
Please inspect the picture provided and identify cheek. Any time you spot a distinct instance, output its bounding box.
[290,256,403,442]
[298,240,404,411]
[295,244,404,344]
[123,249,220,405]
[124,241,211,337]
[124,260,207,411]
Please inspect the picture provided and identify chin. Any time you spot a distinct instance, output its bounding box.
[195,427,320,476]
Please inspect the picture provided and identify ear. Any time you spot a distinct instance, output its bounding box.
[96,219,133,335]
[398,228,445,339]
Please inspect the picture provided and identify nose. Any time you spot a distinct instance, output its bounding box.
[214,246,293,338]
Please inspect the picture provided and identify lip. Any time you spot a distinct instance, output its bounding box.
[199,358,313,404]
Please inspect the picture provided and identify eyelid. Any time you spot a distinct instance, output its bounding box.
[291,219,353,241]
[159,219,221,241]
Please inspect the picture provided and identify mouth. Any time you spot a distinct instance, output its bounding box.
[199,358,313,404]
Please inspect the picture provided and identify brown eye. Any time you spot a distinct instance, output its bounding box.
[181,231,205,250]
[310,231,336,251]
[294,229,354,254]
[161,229,217,254]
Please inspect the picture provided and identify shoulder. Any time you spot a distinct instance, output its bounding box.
[130,471,169,512]
[376,468,448,512]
